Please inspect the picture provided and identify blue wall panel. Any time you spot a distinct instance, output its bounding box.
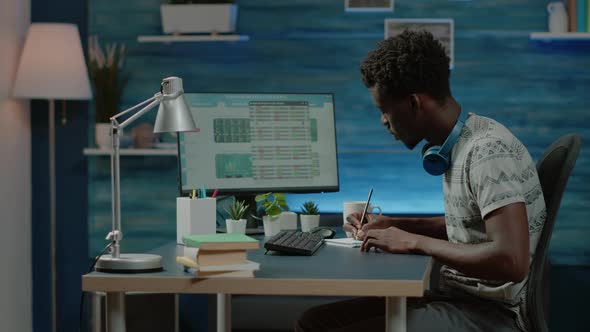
[88,0,590,269]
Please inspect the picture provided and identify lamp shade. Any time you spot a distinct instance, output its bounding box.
[13,23,92,100]
[154,77,198,133]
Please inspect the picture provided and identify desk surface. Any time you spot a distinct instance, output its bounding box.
[83,237,432,297]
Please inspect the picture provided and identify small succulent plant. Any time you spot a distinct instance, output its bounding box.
[225,199,249,220]
[301,201,319,215]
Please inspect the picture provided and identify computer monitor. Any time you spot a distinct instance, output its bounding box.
[177,92,339,197]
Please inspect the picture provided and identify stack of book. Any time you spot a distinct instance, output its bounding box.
[177,233,260,278]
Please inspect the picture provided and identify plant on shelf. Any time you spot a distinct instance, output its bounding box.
[300,201,320,232]
[225,199,249,234]
[255,192,289,237]
[88,36,129,124]
[88,36,130,149]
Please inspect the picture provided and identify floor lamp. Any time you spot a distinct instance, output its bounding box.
[13,23,92,332]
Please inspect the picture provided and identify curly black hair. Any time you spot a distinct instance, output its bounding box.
[360,29,451,103]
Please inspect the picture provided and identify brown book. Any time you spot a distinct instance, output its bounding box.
[197,249,248,266]
[568,0,577,32]
[176,256,258,278]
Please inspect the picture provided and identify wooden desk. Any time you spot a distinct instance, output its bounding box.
[83,239,432,332]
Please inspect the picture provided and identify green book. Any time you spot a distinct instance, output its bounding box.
[182,233,259,250]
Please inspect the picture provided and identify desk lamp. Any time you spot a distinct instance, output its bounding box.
[95,76,198,273]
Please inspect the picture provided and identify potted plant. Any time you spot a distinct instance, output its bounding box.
[225,199,249,234]
[88,36,129,149]
[160,0,238,35]
[300,201,320,232]
[255,192,288,237]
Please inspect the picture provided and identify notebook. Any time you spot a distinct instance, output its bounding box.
[182,233,259,250]
[324,238,363,248]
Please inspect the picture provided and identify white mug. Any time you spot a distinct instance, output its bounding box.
[342,201,382,237]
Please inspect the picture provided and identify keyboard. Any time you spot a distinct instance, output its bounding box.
[264,231,325,256]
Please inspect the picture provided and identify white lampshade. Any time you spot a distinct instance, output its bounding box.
[13,23,92,100]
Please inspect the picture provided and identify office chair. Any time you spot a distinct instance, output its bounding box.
[527,133,581,332]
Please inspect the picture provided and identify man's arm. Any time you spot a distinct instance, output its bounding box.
[391,215,447,240]
[361,202,530,283]
[345,213,448,240]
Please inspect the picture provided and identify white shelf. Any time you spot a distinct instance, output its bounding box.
[83,148,177,156]
[137,34,250,43]
[530,32,590,41]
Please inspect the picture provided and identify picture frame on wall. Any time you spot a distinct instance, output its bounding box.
[384,18,454,69]
[345,0,394,12]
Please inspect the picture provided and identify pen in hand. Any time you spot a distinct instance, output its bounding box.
[359,187,373,227]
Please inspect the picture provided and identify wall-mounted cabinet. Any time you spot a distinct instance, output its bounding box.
[160,3,238,35]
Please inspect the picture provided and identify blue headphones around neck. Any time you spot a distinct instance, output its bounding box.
[421,111,468,176]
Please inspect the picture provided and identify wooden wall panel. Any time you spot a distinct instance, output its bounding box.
[89,0,590,265]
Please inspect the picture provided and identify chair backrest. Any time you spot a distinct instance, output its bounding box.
[527,133,582,332]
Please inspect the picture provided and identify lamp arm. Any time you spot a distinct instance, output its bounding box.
[111,95,156,121]
[112,92,163,131]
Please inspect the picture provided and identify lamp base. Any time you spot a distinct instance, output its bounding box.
[95,253,163,273]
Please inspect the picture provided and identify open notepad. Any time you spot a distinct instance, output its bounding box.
[324,238,363,248]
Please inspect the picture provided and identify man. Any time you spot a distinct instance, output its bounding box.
[295,30,546,332]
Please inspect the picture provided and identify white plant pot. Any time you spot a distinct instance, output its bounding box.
[300,215,320,232]
[279,211,298,231]
[262,215,281,237]
[160,4,238,34]
[226,219,247,234]
[95,123,111,149]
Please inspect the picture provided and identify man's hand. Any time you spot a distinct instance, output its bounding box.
[360,226,418,254]
[343,212,391,240]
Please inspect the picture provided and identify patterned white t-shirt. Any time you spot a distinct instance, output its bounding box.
[440,113,546,331]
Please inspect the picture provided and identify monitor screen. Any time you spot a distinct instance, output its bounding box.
[178,93,339,195]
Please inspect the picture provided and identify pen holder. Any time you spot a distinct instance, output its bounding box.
[176,197,216,244]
